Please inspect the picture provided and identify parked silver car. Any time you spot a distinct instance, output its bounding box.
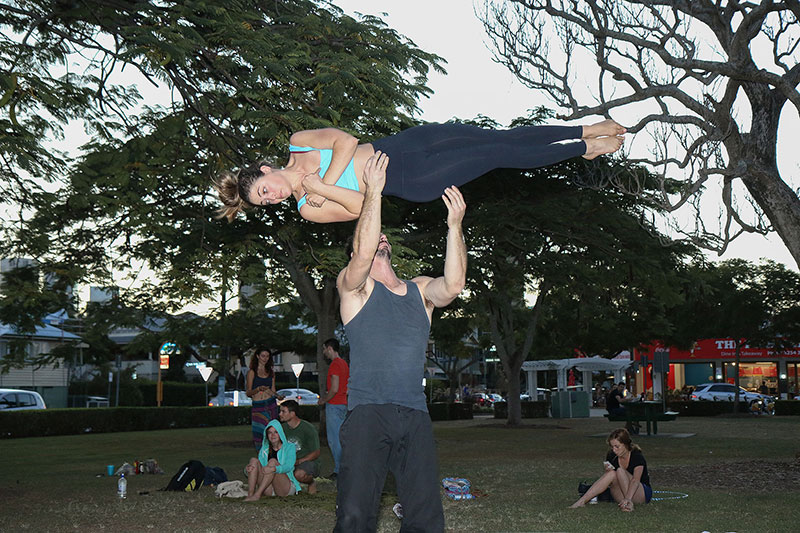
[0,388,47,411]
[277,388,319,405]
[690,383,774,409]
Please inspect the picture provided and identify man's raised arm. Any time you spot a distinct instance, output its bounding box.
[338,152,389,293]
[422,186,467,308]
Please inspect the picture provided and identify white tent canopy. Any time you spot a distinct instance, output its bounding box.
[522,356,633,396]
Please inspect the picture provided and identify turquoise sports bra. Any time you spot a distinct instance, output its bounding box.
[289,145,360,211]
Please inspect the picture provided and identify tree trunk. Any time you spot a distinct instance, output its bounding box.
[504,358,523,425]
[283,258,340,442]
[740,166,800,268]
[736,86,800,268]
[313,281,339,443]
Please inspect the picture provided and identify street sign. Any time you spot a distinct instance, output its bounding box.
[198,365,214,382]
[654,351,670,373]
[291,363,304,378]
[159,342,177,370]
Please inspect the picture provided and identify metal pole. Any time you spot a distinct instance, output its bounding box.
[115,354,121,406]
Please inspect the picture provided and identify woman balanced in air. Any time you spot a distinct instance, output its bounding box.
[216,119,625,223]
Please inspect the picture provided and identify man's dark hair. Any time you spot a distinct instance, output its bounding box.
[323,338,340,352]
[282,399,300,415]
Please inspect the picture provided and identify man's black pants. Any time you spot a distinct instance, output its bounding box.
[334,404,444,533]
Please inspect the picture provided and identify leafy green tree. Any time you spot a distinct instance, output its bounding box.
[428,307,485,403]
[424,128,694,425]
[0,1,443,388]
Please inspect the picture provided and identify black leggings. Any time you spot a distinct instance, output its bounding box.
[371,122,585,202]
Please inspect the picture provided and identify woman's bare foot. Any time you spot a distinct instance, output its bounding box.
[569,501,586,509]
[581,119,626,138]
[582,136,624,159]
[243,495,260,502]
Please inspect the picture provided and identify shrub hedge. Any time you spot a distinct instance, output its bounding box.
[774,400,800,415]
[69,381,209,407]
[0,401,483,438]
[492,401,549,419]
[428,402,473,421]
[0,406,251,439]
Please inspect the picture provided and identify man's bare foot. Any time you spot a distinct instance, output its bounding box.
[581,119,626,138]
[307,480,318,495]
[243,495,260,502]
[582,136,624,159]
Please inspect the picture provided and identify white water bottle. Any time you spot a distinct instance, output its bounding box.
[117,473,127,499]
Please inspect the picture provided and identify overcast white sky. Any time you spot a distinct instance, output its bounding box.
[333,0,799,271]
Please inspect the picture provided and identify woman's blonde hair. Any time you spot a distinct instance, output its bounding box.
[213,160,276,222]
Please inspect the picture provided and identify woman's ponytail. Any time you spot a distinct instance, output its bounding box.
[213,171,246,222]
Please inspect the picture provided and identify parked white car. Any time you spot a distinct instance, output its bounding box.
[277,388,319,405]
[208,390,252,407]
[690,383,774,408]
[0,389,47,411]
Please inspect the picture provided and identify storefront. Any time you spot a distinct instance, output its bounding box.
[635,339,800,399]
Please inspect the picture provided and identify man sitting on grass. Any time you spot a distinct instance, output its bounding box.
[279,400,320,494]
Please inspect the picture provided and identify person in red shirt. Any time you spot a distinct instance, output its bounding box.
[318,338,349,479]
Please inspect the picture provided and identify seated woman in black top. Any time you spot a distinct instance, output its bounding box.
[570,428,653,511]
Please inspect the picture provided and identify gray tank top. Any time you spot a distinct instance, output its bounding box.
[344,280,431,412]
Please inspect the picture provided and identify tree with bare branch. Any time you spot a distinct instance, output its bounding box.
[481,0,800,267]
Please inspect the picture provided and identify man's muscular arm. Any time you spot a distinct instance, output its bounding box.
[419,186,467,308]
[338,152,388,293]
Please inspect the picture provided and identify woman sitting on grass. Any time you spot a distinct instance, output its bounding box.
[244,420,302,500]
[569,428,652,511]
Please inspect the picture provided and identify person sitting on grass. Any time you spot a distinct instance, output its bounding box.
[569,428,652,511]
[279,400,321,494]
[244,420,302,501]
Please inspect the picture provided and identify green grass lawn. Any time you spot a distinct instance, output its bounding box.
[1,414,799,532]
